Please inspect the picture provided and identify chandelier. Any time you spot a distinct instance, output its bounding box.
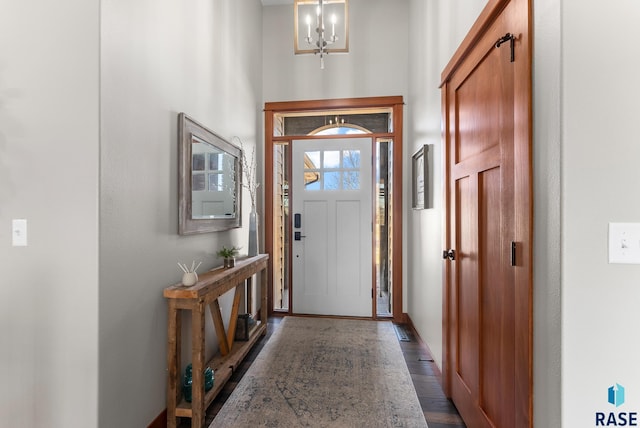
[294,0,349,69]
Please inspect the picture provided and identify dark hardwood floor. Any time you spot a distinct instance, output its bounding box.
[397,323,466,428]
[179,316,465,427]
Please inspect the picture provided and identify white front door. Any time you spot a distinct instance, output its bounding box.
[291,137,373,317]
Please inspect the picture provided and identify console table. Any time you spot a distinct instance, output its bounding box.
[163,254,269,428]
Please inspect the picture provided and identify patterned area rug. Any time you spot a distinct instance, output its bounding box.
[211,317,428,427]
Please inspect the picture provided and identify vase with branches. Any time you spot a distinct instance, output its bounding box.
[233,136,260,256]
[233,136,260,211]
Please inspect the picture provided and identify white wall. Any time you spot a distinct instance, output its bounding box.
[406,0,485,371]
[533,0,562,426]
[562,0,640,425]
[0,1,100,427]
[262,0,409,102]
[99,0,263,426]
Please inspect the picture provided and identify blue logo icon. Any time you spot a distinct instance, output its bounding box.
[609,384,625,407]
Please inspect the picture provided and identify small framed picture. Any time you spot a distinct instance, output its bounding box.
[412,145,429,209]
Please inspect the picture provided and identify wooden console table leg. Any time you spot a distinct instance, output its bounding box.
[166,300,181,428]
[226,283,243,349]
[261,266,268,328]
[191,301,206,428]
[246,276,253,315]
[209,300,230,356]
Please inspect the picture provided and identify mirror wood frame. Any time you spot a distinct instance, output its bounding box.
[178,113,242,234]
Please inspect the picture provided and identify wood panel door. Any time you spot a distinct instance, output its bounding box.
[442,0,532,427]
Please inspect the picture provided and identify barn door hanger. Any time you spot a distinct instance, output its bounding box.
[495,33,515,62]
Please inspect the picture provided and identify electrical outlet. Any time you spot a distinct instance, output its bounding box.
[609,223,640,264]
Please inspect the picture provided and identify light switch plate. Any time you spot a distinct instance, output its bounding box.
[12,219,28,247]
[609,223,640,264]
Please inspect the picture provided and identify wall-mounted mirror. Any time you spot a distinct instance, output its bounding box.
[179,113,242,234]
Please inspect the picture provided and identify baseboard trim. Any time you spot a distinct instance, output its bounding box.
[405,314,442,380]
[147,409,166,428]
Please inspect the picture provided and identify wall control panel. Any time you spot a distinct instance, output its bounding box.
[609,223,640,264]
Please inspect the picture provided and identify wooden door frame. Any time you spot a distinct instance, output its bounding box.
[264,96,405,322]
[441,0,532,426]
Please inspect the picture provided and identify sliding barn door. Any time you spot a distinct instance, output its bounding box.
[442,0,532,427]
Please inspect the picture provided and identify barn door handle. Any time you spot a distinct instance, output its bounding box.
[442,249,456,261]
[495,33,515,62]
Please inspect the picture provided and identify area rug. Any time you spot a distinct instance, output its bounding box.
[211,317,428,427]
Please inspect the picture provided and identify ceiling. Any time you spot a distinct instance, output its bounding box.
[262,0,293,5]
